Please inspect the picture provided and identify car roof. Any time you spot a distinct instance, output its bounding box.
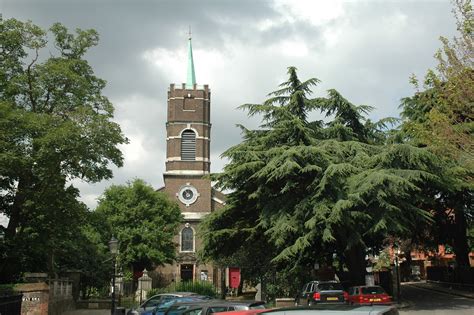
[158,297,208,305]
[158,292,200,296]
[260,305,397,315]
[172,299,264,306]
[305,280,340,286]
[147,292,199,300]
[214,309,270,315]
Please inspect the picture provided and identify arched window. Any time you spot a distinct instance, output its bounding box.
[181,227,194,252]
[181,130,196,161]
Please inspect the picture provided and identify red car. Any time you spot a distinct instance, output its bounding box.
[347,286,392,305]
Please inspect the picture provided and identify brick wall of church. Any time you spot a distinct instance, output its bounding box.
[163,177,212,212]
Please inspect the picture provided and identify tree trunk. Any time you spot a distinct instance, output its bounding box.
[0,175,30,283]
[453,204,470,267]
[403,249,413,281]
[220,267,226,299]
[345,244,366,286]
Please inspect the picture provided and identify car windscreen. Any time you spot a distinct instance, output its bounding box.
[361,286,386,295]
[167,305,193,315]
[317,283,343,291]
[144,299,162,307]
[208,306,229,314]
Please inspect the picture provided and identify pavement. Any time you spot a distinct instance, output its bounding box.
[407,281,474,300]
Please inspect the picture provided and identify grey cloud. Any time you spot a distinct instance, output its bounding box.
[1,0,457,209]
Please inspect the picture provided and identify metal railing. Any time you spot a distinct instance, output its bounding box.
[0,294,22,315]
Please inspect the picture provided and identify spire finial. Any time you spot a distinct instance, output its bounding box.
[188,26,192,40]
[186,27,196,89]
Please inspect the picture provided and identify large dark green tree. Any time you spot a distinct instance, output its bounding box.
[0,17,127,282]
[200,67,442,288]
[94,179,182,274]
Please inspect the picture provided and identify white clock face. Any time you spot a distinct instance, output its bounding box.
[177,185,199,206]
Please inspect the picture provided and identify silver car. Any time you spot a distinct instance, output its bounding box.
[260,305,398,315]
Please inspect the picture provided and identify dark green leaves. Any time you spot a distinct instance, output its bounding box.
[201,67,442,286]
[94,179,182,269]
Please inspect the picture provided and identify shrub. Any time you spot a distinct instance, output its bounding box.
[147,281,218,299]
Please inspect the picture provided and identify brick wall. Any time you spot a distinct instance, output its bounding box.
[15,283,49,315]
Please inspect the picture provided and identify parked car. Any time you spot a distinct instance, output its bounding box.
[259,305,399,315]
[127,292,204,315]
[150,297,214,315]
[295,281,348,306]
[214,309,271,315]
[347,286,392,305]
[163,300,267,315]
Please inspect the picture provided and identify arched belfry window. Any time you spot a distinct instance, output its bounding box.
[181,226,194,252]
[181,130,196,161]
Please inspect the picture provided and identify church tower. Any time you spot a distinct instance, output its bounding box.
[159,34,225,284]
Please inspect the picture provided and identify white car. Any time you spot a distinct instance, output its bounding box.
[259,305,398,315]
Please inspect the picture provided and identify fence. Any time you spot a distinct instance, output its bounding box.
[48,279,74,315]
[0,293,22,315]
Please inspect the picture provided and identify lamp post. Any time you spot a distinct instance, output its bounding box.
[393,243,401,303]
[109,236,119,315]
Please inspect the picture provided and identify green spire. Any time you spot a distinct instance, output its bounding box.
[186,32,196,89]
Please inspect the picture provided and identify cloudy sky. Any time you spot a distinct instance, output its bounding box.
[1,0,457,211]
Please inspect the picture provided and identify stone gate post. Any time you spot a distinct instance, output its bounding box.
[137,270,152,303]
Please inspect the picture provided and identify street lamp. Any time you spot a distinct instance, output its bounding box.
[393,243,401,303]
[109,236,119,315]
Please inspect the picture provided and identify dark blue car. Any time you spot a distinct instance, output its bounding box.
[127,292,204,315]
[144,297,210,315]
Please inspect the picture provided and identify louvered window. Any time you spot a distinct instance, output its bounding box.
[181,227,194,252]
[181,130,196,161]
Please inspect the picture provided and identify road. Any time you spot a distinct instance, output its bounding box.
[399,283,474,315]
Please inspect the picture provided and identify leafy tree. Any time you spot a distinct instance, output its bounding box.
[201,67,442,288]
[0,17,127,282]
[94,179,182,274]
[400,0,473,267]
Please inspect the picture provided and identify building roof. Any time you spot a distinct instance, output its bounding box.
[186,35,196,89]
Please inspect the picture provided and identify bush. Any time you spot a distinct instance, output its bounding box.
[146,288,161,298]
[147,281,218,299]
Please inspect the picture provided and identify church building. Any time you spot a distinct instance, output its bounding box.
[157,35,226,285]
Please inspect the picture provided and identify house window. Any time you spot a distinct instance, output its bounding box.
[181,130,196,161]
[181,227,194,252]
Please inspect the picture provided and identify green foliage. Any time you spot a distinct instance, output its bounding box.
[170,281,218,298]
[373,249,391,272]
[147,281,218,298]
[0,17,127,283]
[201,67,442,286]
[94,179,182,272]
[146,288,161,298]
[399,0,473,267]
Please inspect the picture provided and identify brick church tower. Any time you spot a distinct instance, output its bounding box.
[157,35,225,284]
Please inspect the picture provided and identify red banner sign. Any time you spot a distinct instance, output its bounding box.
[228,267,241,289]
